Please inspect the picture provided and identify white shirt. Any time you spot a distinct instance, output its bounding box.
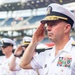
[11,54,38,75]
[17,69,38,75]
[0,54,16,75]
[31,38,75,75]
[71,62,75,75]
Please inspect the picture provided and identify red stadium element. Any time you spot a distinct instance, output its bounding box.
[45,42,54,47]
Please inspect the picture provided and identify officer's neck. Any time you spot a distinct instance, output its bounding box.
[54,38,70,56]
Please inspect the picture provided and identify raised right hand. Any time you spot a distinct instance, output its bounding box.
[32,23,45,44]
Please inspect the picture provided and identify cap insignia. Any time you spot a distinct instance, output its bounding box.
[1,40,4,45]
[47,6,52,15]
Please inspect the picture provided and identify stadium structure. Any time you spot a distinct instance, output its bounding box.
[0,0,75,46]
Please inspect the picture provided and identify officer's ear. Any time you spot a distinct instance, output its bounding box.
[64,24,71,33]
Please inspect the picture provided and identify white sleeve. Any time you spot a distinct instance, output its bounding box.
[71,63,75,75]
[14,57,21,71]
[30,52,45,69]
[10,54,21,71]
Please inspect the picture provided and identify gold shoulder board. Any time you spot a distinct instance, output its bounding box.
[72,41,75,46]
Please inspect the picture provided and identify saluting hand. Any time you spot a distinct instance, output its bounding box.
[32,23,45,44]
[14,45,23,56]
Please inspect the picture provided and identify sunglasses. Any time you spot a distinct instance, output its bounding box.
[1,46,8,48]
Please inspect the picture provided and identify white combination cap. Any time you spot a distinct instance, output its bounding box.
[0,38,16,47]
[22,36,32,46]
[41,3,75,28]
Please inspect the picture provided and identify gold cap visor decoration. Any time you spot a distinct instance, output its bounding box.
[41,15,68,23]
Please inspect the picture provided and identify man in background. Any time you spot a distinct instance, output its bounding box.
[9,36,38,75]
[0,38,16,75]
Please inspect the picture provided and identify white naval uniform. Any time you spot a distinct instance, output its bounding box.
[71,62,75,75]
[13,54,38,75]
[30,38,75,75]
[17,69,38,75]
[0,54,17,75]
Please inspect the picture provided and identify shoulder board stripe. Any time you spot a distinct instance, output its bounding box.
[71,41,75,46]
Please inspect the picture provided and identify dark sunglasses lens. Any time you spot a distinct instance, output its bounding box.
[2,46,8,48]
